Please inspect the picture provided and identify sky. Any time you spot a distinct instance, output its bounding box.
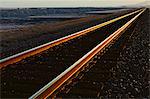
[0,0,149,8]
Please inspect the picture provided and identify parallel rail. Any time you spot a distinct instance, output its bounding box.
[0,9,142,68]
[29,9,146,99]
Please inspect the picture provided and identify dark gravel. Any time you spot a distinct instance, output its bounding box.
[56,8,149,98]
[113,8,149,98]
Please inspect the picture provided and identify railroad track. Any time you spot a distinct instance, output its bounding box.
[0,8,145,98]
[56,8,149,98]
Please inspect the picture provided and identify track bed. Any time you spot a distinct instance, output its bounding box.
[1,11,140,98]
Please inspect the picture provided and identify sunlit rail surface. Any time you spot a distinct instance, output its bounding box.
[0,8,148,98]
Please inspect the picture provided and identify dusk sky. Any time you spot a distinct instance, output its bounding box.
[0,0,149,8]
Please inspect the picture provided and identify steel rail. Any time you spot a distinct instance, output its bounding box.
[29,8,146,99]
[0,9,142,68]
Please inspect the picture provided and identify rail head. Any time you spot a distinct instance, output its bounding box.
[0,8,143,69]
[29,8,146,99]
